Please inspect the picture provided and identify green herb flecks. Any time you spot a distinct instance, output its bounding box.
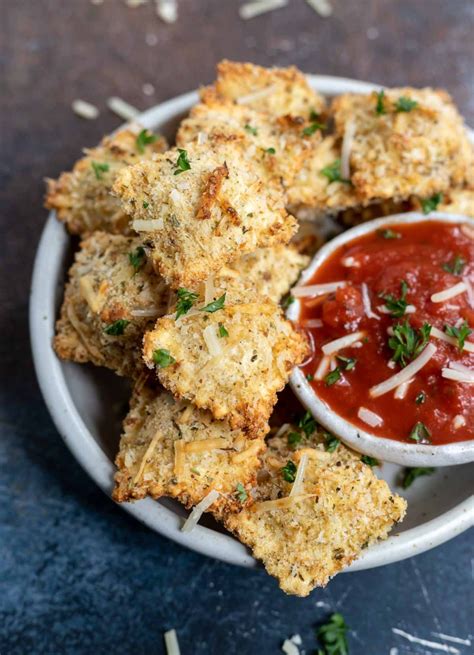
[91,161,110,180]
[442,254,466,276]
[324,367,342,386]
[128,246,146,272]
[316,612,349,655]
[401,466,435,489]
[336,355,356,371]
[235,483,248,503]
[321,159,351,185]
[375,89,386,115]
[265,147,276,154]
[324,432,340,453]
[361,455,379,467]
[298,411,316,437]
[281,294,294,309]
[281,460,297,483]
[395,96,418,112]
[302,121,326,137]
[415,391,426,405]
[377,228,401,240]
[421,192,442,215]
[104,319,130,336]
[306,373,314,381]
[244,124,258,136]
[173,148,191,175]
[153,349,176,368]
[201,293,226,313]
[380,280,408,318]
[218,322,229,338]
[409,421,431,443]
[388,321,431,367]
[444,321,472,350]
[175,288,198,319]
[287,432,302,448]
[142,201,149,209]
[136,128,157,154]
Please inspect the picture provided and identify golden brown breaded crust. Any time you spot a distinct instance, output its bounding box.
[223,427,406,596]
[113,382,266,513]
[213,60,326,118]
[142,302,309,437]
[113,140,297,289]
[45,128,168,235]
[54,232,170,378]
[331,88,472,202]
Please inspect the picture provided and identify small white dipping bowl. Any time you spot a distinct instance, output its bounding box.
[288,211,474,467]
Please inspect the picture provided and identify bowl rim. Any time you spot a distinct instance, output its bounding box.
[30,74,474,572]
[288,212,474,467]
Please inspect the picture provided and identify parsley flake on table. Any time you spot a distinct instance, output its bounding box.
[442,254,466,275]
[281,460,297,483]
[377,228,401,240]
[104,319,130,336]
[175,288,198,319]
[375,89,386,115]
[324,367,342,386]
[409,421,431,443]
[421,192,442,214]
[128,245,146,272]
[235,482,248,503]
[173,148,191,175]
[136,128,157,154]
[361,455,379,467]
[321,159,351,185]
[444,321,472,350]
[201,293,226,313]
[388,321,431,367]
[316,612,349,655]
[395,96,418,112]
[153,348,176,368]
[91,161,110,180]
[401,466,435,489]
[379,280,408,318]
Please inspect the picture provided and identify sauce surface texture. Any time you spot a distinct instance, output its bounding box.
[298,221,474,445]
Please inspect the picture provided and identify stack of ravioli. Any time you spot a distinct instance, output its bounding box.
[46,61,473,596]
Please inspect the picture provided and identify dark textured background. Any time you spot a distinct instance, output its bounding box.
[1,1,473,653]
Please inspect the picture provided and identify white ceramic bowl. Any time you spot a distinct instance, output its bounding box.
[30,75,474,571]
[289,212,474,467]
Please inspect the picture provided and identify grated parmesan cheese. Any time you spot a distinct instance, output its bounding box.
[461,224,474,240]
[361,283,380,320]
[463,277,474,308]
[303,318,323,328]
[203,324,222,357]
[107,96,140,121]
[453,414,466,429]
[292,281,346,298]
[204,276,215,305]
[181,489,220,533]
[164,629,181,655]
[130,307,161,317]
[289,452,308,497]
[341,256,360,268]
[378,304,416,315]
[441,368,474,384]
[341,119,355,179]
[236,83,278,104]
[394,378,414,399]
[430,281,467,303]
[430,326,474,353]
[79,275,101,313]
[282,639,300,655]
[72,99,99,120]
[322,330,365,356]
[449,361,474,375]
[314,355,332,380]
[357,406,383,427]
[132,218,164,232]
[370,343,437,398]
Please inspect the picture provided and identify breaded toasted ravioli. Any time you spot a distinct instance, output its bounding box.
[142,301,309,437]
[223,426,406,596]
[432,189,474,219]
[213,60,326,118]
[113,140,297,288]
[45,127,168,235]
[113,382,265,512]
[54,232,169,377]
[331,88,472,202]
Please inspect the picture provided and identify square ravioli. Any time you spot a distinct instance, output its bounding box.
[54,231,170,378]
[223,426,406,596]
[331,88,472,202]
[142,301,309,438]
[113,140,297,289]
[213,60,326,118]
[45,127,168,235]
[113,382,265,513]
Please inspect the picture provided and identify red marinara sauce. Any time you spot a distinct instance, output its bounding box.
[298,221,474,445]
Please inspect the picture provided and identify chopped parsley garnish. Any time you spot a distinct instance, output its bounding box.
[235,482,248,503]
[287,431,302,448]
[104,319,130,336]
[298,411,316,437]
[306,373,314,381]
[153,348,176,368]
[336,355,356,371]
[361,455,379,467]
[136,128,157,154]
[265,147,276,154]
[324,432,340,453]
[281,293,294,309]
[175,288,198,319]
[401,466,435,489]
[316,612,349,655]
[91,161,110,180]
[415,391,426,405]
[128,246,146,272]
[173,148,191,175]
[444,321,472,350]
[375,89,386,115]
[379,280,408,318]
[324,367,341,386]
[201,293,226,313]
[409,421,431,443]
[320,159,351,185]
[218,322,229,338]
[244,124,258,136]
[309,109,320,121]
[378,228,401,240]
[442,254,466,275]
[302,121,325,137]
[388,321,431,367]
[142,201,149,209]
[395,96,418,112]
[421,192,442,214]
[281,460,297,483]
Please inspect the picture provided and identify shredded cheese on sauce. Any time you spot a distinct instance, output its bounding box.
[341,256,360,268]
[361,283,380,320]
[292,281,346,298]
[181,489,220,533]
[322,330,365,356]
[394,378,414,399]
[378,304,416,315]
[369,343,437,398]
[463,277,474,308]
[449,361,474,374]
[303,318,323,328]
[430,281,467,303]
[453,414,466,429]
[430,326,474,353]
[314,355,332,380]
[357,406,383,427]
[441,368,474,384]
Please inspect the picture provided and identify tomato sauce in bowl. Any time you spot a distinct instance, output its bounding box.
[294,218,474,447]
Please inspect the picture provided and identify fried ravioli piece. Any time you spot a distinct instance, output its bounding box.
[331,88,472,202]
[223,428,406,596]
[54,232,169,377]
[142,302,309,437]
[213,60,326,118]
[113,140,297,288]
[45,127,168,235]
[113,382,266,512]
[428,189,474,219]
